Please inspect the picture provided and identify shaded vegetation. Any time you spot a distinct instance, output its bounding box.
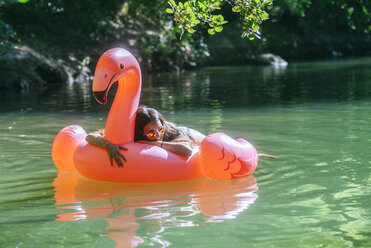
[0,0,370,90]
[261,0,371,60]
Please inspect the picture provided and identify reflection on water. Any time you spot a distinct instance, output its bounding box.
[1,57,371,113]
[53,172,257,247]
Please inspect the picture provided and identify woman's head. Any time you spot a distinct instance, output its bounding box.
[135,105,180,142]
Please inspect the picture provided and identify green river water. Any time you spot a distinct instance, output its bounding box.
[0,58,370,247]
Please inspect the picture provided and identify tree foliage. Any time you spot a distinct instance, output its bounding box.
[166,0,272,39]
[257,0,371,60]
[0,0,370,68]
[0,1,19,53]
[280,0,371,34]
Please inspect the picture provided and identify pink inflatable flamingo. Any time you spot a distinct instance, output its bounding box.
[52,48,258,183]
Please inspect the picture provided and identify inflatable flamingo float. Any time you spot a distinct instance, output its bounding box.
[52,48,258,183]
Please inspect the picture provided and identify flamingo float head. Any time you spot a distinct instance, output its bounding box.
[91,48,141,144]
[92,48,139,104]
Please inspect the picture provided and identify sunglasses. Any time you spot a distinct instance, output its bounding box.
[145,126,165,138]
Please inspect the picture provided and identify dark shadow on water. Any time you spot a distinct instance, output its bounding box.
[1,58,371,113]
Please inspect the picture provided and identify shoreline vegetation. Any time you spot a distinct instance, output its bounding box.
[1,0,370,91]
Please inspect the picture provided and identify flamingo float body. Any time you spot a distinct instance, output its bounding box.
[52,48,258,183]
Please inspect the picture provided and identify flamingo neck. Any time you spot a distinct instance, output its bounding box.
[103,69,141,144]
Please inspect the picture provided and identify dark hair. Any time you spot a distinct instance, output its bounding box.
[134,105,181,142]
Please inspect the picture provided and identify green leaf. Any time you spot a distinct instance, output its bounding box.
[232,6,240,12]
[261,12,268,20]
[215,26,223,32]
[198,2,205,10]
[186,6,192,15]
[166,8,174,14]
[190,20,200,26]
[208,28,215,35]
[169,0,176,6]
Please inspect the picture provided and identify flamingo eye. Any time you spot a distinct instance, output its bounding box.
[104,74,107,78]
[120,63,124,70]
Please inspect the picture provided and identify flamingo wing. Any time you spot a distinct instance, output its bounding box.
[199,133,258,179]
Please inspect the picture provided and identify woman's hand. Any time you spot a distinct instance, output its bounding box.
[86,134,128,168]
[104,142,128,168]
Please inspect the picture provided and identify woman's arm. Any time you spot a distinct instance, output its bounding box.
[86,133,128,167]
[141,140,193,157]
[161,141,193,156]
[188,128,206,145]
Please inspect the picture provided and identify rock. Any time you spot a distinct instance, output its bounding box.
[255,53,288,67]
[0,46,90,91]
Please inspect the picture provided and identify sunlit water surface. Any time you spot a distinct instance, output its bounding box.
[0,58,370,247]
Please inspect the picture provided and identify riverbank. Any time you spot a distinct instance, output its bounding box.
[1,1,370,91]
[0,41,289,91]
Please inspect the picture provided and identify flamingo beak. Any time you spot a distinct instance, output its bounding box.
[92,47,131,105]
[93,90,108,104]
[92,71,117,105]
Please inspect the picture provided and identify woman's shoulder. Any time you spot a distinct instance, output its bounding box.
[177,126,193,140]
[178,126,190,134]
[90,129,104,136]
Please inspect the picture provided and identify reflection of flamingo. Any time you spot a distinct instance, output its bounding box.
[53,171,258,246]
[52,48,258,182]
